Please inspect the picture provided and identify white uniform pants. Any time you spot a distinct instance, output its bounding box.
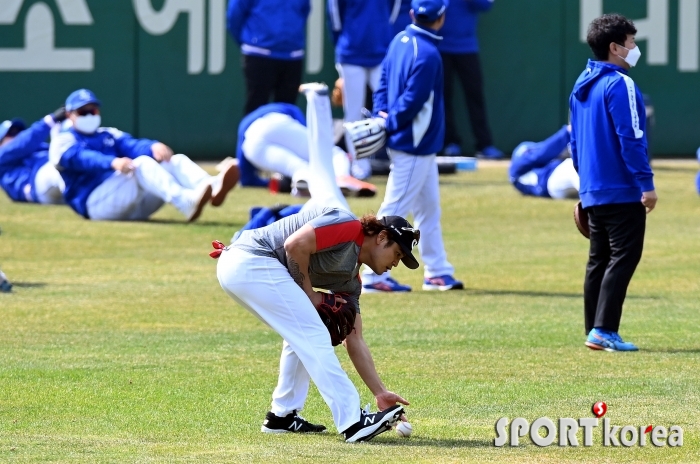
[217,248,360,432]
[242,113,351,186]
[547,158,580,199]
[363,150,454,283]
[336,63,382,180]
[33,162,65,205]
[86,154,211,220]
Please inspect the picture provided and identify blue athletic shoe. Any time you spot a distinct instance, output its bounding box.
[443,143,462,157]
[585,328,639,352]
[422,275,464,291]
[362,277,412,293]
[0,270,11,293]
[476,145,504,160]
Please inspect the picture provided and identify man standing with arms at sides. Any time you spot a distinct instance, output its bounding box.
[362,0,463,293]
[227,0,311,115]
[570,14,657,352]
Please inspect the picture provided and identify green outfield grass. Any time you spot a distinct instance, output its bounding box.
[1,160,698,463]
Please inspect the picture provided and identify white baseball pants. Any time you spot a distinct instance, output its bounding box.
[86,154,211,220]
[336,63,382,180]
[547,158,580,199]
[33,161,65,205]
[242,113,351,186]
[217,247,361,432]
[362,150,454,284]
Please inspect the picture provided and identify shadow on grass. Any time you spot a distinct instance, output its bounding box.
[379,437,492,448]
[643,348,700,354]
[652,165,697,173]
[146,218,243,228]
[465,288,660,300]
[11,282,47,288]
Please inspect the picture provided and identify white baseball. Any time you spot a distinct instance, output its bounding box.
[396,421,413,438]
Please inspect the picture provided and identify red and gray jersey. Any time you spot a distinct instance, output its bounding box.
[233,207,363,312]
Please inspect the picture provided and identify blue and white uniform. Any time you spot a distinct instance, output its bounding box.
[237,102,354,190]
[0,116,64,204]
[329,0,401,179]
[509,126,579,199]
[438,0,493,54]
[50,127,213,220]
[227,0,310,60]
[569,59,654,208]
[364,22,455,285]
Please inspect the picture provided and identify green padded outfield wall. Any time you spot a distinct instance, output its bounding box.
[0,0,698,158]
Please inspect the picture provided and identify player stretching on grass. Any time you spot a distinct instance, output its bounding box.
[361,0,463,293]
[215,84,415,442]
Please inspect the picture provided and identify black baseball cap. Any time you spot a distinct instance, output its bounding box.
[380,216,420,269]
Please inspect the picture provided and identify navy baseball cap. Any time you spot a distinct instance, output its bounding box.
[380,216,420,269]
[411,0,448,22]
[0,118,26,141]
[65,89,101,112]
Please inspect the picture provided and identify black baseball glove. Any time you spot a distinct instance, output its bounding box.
[316,292,357,346]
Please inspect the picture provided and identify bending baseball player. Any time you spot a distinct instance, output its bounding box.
[214,83,415,442]
[0,112,67,205]
[49,89,239,222]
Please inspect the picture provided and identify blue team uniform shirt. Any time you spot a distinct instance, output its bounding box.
[374,24,446,155]
[236,103,306,187]
[438,0,493,54]
[227,0,310,60]
[328,0,400,67]
[0,118,52,203]
[569,60,654,208]
[509,126,570,198]
[49,127,157,218]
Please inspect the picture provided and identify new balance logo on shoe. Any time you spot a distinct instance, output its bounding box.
[344,405,404,443]
[363,416,376,426]
[261,411,327,434]
[289,420,303,431]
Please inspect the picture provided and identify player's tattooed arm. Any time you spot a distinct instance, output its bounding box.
[287,256,305,288]
[284,224,320,307]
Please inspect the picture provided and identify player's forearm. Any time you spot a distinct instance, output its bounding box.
[285,251,314,297]
[346,337,387,396]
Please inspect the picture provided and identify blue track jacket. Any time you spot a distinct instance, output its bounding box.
[391,0,411,37]
[569,60,654,208]
[374,24,445,155]
[0,117,53,203]
[439,0,493,54]
[328,0,400,67]
[227,0,310,60]
[509,125,570,198]
[236,103,306,187]
[50,127,157,218]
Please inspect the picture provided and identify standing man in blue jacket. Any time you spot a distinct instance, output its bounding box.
[227,0,311,115]
[362,0,463,293]
[50,89,239,222]
[438,0,502,159]
[570,14,657,352]
[0,113,66,205]
[329,0,400,179]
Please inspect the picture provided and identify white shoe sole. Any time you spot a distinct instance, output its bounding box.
[422,284,461,291]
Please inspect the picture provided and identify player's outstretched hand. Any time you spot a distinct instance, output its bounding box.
[375,390,410,411]
[642,190,658,213]
[152,142,174,162]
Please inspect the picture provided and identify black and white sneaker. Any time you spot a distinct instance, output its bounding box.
[343,404,404,443]
[261,410,327,434]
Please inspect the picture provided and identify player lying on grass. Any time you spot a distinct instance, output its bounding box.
[509,125,580,200]
[214,83,412,443]
[49,89,239,222]
[235,98,377,198]
[0,110,67,205]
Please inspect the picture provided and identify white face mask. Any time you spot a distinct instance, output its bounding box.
[74,114,101,134]
[618,44,641,67]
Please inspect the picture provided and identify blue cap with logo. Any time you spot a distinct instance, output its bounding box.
[411,0,448,22]
[0,118,26,141]
[65,89,101,112]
